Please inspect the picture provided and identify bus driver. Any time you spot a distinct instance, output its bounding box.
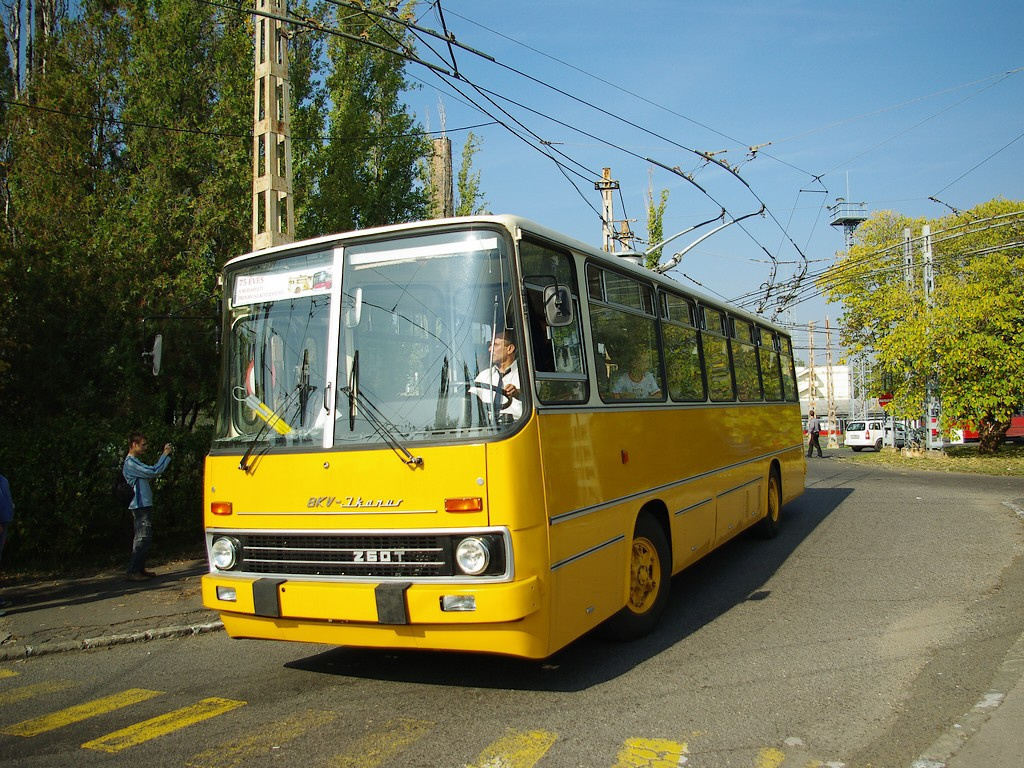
[471,330,522,422]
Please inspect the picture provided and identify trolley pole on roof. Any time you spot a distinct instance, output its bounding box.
[252,0,295,251]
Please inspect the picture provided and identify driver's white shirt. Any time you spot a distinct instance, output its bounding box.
[471,360,522,419]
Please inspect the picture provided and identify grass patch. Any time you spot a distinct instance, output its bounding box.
[832,441,1024,476]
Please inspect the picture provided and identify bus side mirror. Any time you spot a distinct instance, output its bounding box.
[543,284,573,327]
[150,334,163,376]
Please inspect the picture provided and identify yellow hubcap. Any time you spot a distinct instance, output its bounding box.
[768,477,780,522]
[629,536,660,613]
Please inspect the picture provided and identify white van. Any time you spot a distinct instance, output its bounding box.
[844,420,906,451]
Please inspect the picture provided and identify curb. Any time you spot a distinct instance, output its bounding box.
[1002,498,1024,520]
[0,620,224,662]
[910,496,1024,767]
[910,618,1024,767]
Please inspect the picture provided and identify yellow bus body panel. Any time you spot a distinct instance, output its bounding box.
[536,402,804,650]
[202,403,804,658]
[203,420,559,658]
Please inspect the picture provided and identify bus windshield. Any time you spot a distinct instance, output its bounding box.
[213,228,524,450]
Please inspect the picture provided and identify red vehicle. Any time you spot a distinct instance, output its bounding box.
[961,412,1024,442]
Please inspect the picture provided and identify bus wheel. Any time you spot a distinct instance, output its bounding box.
[755,470,782,539]
[603,513,670,641]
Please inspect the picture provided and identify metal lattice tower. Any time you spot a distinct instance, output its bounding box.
[829,197,868,251]
[252,0,294,251]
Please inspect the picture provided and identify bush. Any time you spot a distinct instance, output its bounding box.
[0,418,211,572]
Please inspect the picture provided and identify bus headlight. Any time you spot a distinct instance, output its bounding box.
[455,537,491,575]
[211,536,240,570]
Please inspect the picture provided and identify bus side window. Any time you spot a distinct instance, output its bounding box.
[759,328,784,401]
[779,335,798,401]
[731,317,763,402]
[588,265,663,403]
[521,239,588,404]
[660,292,706,402]
[701,306,735,402]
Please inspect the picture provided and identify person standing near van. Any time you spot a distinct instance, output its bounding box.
[806,410,823,458]
[123,433,173,582]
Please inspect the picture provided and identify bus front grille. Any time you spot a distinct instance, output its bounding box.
[235,533,452,578]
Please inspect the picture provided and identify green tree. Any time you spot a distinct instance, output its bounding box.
[820,199,1024,453]
[90,0,250,427]
[289,0,328,237]
[300,1,429,236]
[644,172,669,270]
[0,0,249,568]
[455,131,487,216]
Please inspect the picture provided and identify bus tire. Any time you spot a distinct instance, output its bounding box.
[755,469,782,539]
[603,512,671,641]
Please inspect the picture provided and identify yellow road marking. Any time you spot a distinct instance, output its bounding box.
[3,688,163,737]
[331,717,431,768]
[82,696,245,753]
[0,680,77,706]
[613,737,688,768]
[187,709,336,767]
[756,747,786,768]
[466,728,558,768]
[0,669,19,680]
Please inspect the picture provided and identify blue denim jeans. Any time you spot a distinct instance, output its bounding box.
[127,506,153,574]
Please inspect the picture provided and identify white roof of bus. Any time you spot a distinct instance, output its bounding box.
[226,214,790,337]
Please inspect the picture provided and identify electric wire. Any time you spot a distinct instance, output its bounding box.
[0,96,497,143]
[933,130,1024,197]
[738,215,1024,312]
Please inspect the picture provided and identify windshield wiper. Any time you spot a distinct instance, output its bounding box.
[297,348,317,428]
[342,382,423,469]
[238,386,301,473]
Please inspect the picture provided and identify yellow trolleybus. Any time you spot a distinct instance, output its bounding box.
[202,215,805,659]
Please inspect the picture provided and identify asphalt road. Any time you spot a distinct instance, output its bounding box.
[2,456,1023,767]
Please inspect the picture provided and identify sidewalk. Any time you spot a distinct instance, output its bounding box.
[0,558,222,660]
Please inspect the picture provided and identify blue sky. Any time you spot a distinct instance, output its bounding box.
[397,0,1023,346]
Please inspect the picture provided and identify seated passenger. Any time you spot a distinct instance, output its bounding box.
[610,348,662,399]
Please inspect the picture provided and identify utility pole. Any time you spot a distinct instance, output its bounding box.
[595,168,619,252]
[431,136,454,217]
[429,103,453,218]
[922,224,942,450]
[806,322,818,415]
[614,219,636,252]
[825,316,839,448]
[902,227,914,288]
[252,0,294,251]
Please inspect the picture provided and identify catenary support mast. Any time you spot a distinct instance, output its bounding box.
[253,0,294,250]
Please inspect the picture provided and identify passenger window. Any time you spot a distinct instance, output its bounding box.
[779,335,798,402]
[758,329,784,401]
[661,292,706,402]
[588,265,664,403]
[731,317,762,402]
[701,307,734,401]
